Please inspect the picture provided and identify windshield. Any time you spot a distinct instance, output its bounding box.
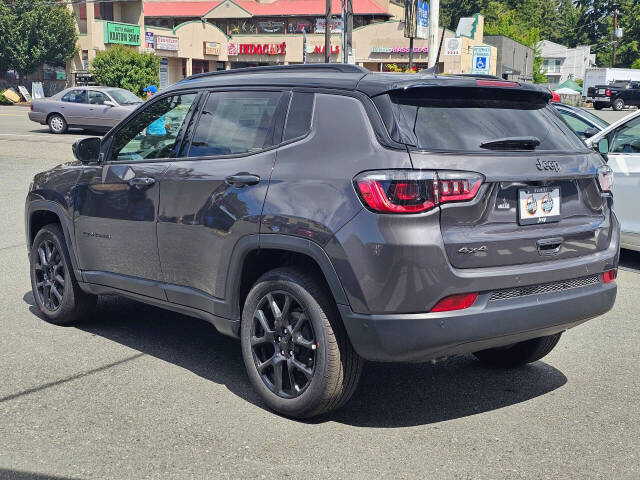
[107,88,142,105]
[382,88,587,152]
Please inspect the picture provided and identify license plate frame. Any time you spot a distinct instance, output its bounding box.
[518,187,561,225]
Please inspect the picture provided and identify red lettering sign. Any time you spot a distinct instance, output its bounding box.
[237,43,287,56]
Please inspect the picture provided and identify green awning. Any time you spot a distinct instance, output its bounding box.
[553,79,582,93]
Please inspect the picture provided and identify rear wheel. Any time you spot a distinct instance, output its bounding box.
[30,224,96,325]
[241,267,363,418]
[47,114,67,134]
[612,98,625,111]
[473,333,562,368]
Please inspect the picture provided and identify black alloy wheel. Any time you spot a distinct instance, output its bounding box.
[33,238,66,312]
[250,291,317,398]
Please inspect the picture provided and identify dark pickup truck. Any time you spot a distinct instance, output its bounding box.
[588,80,640,110]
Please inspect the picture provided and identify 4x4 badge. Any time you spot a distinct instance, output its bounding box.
[458,246,488,254]
[535,158,560,172]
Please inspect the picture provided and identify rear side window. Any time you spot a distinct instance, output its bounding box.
[189,91,283,157]
[382,87,586,152]
[62,90,87,103]
[283,92,314,141]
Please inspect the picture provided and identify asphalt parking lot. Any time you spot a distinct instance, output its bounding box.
[1,104,639,480]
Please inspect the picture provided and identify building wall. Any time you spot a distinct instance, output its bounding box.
[538,40,594,86]
[484,35,533,81]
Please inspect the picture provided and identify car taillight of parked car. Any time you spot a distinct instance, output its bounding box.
[597,165,614,192]
[606,89,611,97]
[354,170,484,214]
[602,269,617,283]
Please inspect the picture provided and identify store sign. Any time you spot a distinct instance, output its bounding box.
[307,45,340,54]
[204,42,221,56]
[315,17,343,34]
[145,31,154,49]
[289,21,312,34]
[445,37,462,56]
[371,46,428,53]
[471,45,491,74]
[104,22,140,46]
[404,0,427,39]
[229,43,287,56]
[156,35,179,51]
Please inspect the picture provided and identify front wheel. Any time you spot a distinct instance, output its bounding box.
[241,267,363,418]
[473,333,562,368]
[30,224,96,325]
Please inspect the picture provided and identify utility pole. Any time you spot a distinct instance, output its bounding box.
[325,0,331,63]
[612,10,617,67]
[428,0,440,68]
[341,0,346,63]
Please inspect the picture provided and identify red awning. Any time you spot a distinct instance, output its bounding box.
[144,0,391,17]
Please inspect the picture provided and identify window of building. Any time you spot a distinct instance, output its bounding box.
[189,91,284,157]
[192,60,210,75]
[543,58,562,73]
[94,1,113,20]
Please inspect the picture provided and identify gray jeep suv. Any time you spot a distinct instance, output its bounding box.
[25,65,619,418]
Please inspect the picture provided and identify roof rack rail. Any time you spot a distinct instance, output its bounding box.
[185,63,369,81]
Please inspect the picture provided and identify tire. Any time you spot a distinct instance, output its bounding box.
[240,267,363,418]
[29,224,96,325]
[612,98,625,111]
[47,113,67,134]
[473,333,562,368]
[593,102,604,110]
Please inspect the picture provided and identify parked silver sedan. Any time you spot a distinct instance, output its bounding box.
[28,86,143,134]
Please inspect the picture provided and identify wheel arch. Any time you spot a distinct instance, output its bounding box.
[225,234,349,335]
[27,200,81,280]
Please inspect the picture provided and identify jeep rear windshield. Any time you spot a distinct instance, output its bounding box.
[378,87,587,152]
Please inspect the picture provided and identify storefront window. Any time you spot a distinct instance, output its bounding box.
[208,20,228,35]
[229,20,257,35]
[256,19,286,34]
[287,18,314,33]
[145,18,171,28]
[192,60,210,75]
[94,1,114,21]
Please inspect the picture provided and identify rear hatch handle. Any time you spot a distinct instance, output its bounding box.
[537,237,563,256]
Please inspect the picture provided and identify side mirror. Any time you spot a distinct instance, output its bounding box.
[103,100,116,107]
[584,127,599,139]
[73,137,101,164]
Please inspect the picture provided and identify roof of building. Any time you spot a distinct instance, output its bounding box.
[144,0,391,17]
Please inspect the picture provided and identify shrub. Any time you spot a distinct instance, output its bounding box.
[90,45,159,97]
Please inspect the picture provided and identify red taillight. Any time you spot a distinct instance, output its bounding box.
[602,269,617,283]
[431,293,478,312]
[476,80,519,88]
[606,89,611,97]
[354,170,483,214]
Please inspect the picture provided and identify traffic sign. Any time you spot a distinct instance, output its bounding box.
[471,45,491,75]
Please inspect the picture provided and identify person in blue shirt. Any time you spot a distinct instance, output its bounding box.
[143,85,167,136]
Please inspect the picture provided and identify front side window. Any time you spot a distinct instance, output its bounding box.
[610,116,640,153]
[62,90,87,103]
[106,88,143,106]
[89,90,110,105]
[109,93,197,162]
[189,91,283,157]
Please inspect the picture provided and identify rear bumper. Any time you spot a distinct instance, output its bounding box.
[339,280,616,362]
[591,97,611,104]
[28,111,46,124]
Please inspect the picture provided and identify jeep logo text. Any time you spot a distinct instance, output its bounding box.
[535,158,560,172]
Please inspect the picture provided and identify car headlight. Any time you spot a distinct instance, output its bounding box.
[597,165,613,192]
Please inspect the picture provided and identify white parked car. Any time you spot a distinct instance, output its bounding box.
[585,109,640,251]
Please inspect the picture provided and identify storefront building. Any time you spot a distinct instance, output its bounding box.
[67,0,496,88]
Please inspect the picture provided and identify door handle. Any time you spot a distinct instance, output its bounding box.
[225,172,260,187]
[128,177,156,189]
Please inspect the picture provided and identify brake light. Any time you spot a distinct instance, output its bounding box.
[431,293,478,312]
[597,165,614,192]
[605,89,611,97]
[476,80,519,88]
[354,170,483,214]
[602,269,617,283]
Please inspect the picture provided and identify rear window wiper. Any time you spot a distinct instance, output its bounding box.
[480,136,541,150]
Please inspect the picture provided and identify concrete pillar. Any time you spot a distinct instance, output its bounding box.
[185,58,193,77]
[225,61,232,70]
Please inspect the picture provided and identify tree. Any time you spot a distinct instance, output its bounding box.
[7,0,77,78]
[91,45,159,97]
[0,2,15,74]
[632,58,640,69]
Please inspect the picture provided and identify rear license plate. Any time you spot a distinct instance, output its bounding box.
[518,187,561,225]
[598,89,605,95]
